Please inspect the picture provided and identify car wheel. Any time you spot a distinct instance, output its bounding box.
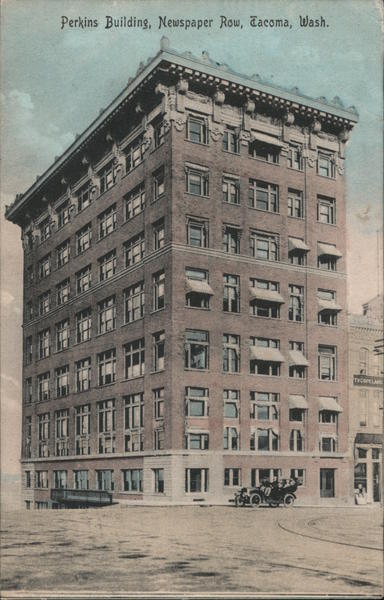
[284,494,295,507]
[250,493,262,507]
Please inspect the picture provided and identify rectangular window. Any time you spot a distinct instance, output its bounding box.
[97,349,116,386]
[249,140,279,163]
[39,291,51,316]
[125,137,146,173]
[250,338,281,376]
[185,330,209,370]
[99,161,116,194]
[223,274,240,313]
[154,429,165,450]
[56,319,70,352]
[250,391,279,421]
[74,470,89,490]
[153,118,166,148]
[125,183,145,221]
[186,432,209,450]
[76,358,91,392]
[124,338,145,379]
[250,428,279,452]
[320,436,337,454]
[25,378,33,404]
[124,393,144,452]
[185,268,211,309]
[97,470,114,491]
[123,469,143,492]
[223,226,241,254]
[154,469,164,493]
[250,231,279,261]
[98,399,116,454]
[153,271,165,311]
[76,223,92,254]
[75,404,90,455]
[77,182,92,212]
[223,427,239,450]
[39,254,51,279]
[124,233,145,267]
[153,331,165,372]
[98,204,117,239]
[99,250,116,281]
[185,387,209,417]
[25,471,31,488]
[57,278,70,305]
[359,390,368,426]
[25,336,33,365]
[25,416,32,458]
[154,388,164,420]
[56,201,71,229]
[98,296,116,335]
[186,217,209,248]
[186,114,208,144]
[290,469,306,485]
[39,218,51,242]
[318,345,337,381]
[223,334,240,373]
[38,412,50,457]
[317,151,335,178]
[288,189,304,218]
[224,468,241,487]
[289,429,304,452]
[289,341,307,379]
[289,285,304,322]
[320,468,335,498]
[250,279,281,318]
[224,389,240,419]
[153,219,165,250]
[222,127,239,154]
[249,180,279,212]
[153,167,165,201]
[185,468,208,493]
[36,470,49,489]
[318,289,338,326]
[56,239,70,268]
[55,408,69,456]
[38,328,50,359]
[185,165,209,197]
[317,195,336,224]
[287,143,303,171]
[76,265,91,294]
[222,176,240,205]
[37,372,50,403]
[55,365,69,398]
[251,469,281,487]
[76,308,91,343]
[124,282,144,323]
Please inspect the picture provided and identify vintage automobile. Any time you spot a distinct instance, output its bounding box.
[233,479,300,508]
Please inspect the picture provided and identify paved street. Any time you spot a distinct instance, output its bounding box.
[1,505,382,597]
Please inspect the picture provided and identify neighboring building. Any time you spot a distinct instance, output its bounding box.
[5,38,358,507]
[349,295,383,503]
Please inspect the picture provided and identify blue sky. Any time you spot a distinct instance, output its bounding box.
[0,0,382,474]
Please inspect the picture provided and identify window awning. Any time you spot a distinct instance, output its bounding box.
[288,395,308,409]
[250,346,285,362]
[288,237,310,252]
[355,433,383,445]
[318,243,343,258]
[289,351,309,367]
[318,298,342,312]
[249,287,285,304]
[318,397,343,413]
[250,130,285,148]
[186,279,214,295]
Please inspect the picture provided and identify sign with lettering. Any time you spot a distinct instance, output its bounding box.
[353,374,384,387]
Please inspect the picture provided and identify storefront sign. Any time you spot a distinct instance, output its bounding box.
[353,374,384,387]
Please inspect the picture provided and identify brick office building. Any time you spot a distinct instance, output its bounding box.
[5,38,358,507]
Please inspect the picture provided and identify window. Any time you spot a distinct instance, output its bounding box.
[319,409,338,424]
[57,201,71,229]
[74,471,89,490]
[36,470,49,489]
[287,143,303,171]
[250,428,279,451]
[223,334,240,373]
[38,372,50,402]
[99,250,116,281]
[359,348,368,374]
[250,338,282,376]
[153,167,165,201]
[249,140,279,163]
[223,274,240,313]
[184,330,209,370]
[56,319,69,352]
[320,436,337,453]
[25,471,31,488]
[185,468,208,493]
[290,407,305,422]
[25,378,33,404]
[186,268,212,309]
[186,432,209,450]
[154,469,164,493]
[25,336,33,365]
[154,429,165,450]
[98,204,116,239]
[97,349,116,386]
[57,278,70,305]
[317,150,335,178]
[223,226,241,254]
[35,501,49,510]
[318,289,339,326]
[55,409,69,456]
[318,255,337,271]
[76,308,91,343]
[185,387,209,417]
[153,331,165,371]
[75,404,90,455]
[124,338,145,379]
[98,297,116,335]
[55,365,69,398]
[289,285,304,322]
[223,127,239,154]
[39,291,51,316]
[185,165,209,197]
[359,390,368,426]
[98,398,116,454]
[124,393,144,452]
[38,329,50,359]
[77,181,92,212]
[99,161,116,194]
[56,239,70,268]
[288,237,308,266]
[250,392,279,421]
[186,114,208,144]
[288,189,304,218]
[153,118,166,148]
[289,429,304,452]
[125,183,145,220]
[290,469,306,485]
[154,388,164,420]
[149,220,164,255]
[76,265,91,294]
[251,469,281,487]
[224,389,240,419]
[250,231,279,261]
[250,279,281,318]
[38,413,50,457]
[289,341,307,379]
[76,358,91,392]
[186,217,209,248]
[249,180,279,212]
[123,469,143,492]
[39,254,51,279]
[224,468,241,487]
[317,195,336,224]
[223,427,239,450]
[222,176,240,205]
[318,345,337,381]
[124,233,145,267]
[39,218,51,242]
[125,136,146,172]
[97,470,114,491]
[26,301,33,321]
[26,265,34,285]
[124,282,144,323]
[76,223,92,254]
[24,416,32,458]
[153,271,165,311]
